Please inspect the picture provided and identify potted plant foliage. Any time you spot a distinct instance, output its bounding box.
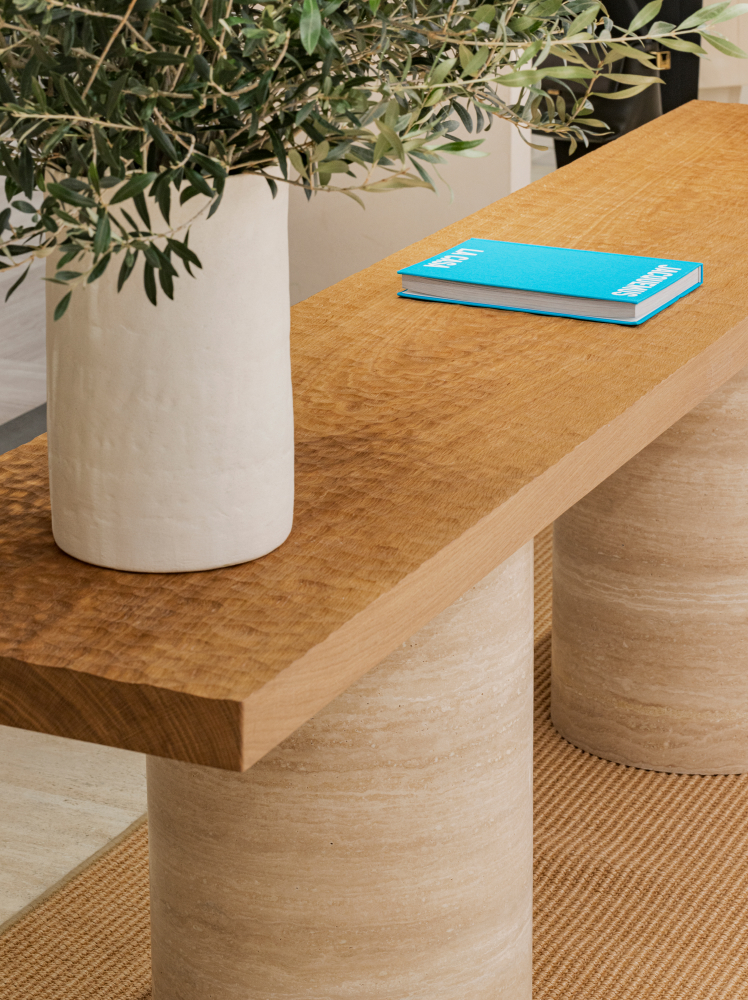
[0,0,742,571]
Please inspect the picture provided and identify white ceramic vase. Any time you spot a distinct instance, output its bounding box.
[46,174,294,573]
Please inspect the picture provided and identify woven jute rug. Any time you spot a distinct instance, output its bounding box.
[2,525,748,998]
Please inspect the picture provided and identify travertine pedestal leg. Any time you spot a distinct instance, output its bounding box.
[147,542,533,1000]
[553,365,748,774]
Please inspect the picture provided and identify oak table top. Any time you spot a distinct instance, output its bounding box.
[2,100,748,770]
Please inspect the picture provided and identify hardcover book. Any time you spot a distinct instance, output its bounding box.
[397,239,703,325]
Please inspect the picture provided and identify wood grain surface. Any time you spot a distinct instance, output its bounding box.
[2,101,748,770]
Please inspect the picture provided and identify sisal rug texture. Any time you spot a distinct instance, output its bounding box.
[2,525,748,998]
[0,819,151,1000]
[532,526,748,999]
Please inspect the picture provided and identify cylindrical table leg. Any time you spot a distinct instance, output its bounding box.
[148,542,533,999]
[552,365,748,774]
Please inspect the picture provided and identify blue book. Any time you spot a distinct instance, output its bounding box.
[397,239,703,325]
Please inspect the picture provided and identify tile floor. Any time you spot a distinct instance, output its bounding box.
[0,728,146,929]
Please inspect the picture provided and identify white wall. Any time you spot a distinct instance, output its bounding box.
[288,115,530,304]
[698,0,748,101]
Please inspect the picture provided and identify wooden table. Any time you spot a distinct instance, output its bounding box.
[2,100,748,999]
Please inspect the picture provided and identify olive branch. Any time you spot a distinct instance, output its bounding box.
[1,0,745,314]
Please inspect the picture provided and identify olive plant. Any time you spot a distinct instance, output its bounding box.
[0,0,745,313]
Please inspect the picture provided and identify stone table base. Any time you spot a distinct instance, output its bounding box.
[147,542,534,999]
[552,366,748,774]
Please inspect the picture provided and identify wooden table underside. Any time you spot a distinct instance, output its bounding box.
[2,101,748,770]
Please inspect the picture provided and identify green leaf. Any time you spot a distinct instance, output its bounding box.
[300,0,322,55]
[508,14,541,31]
[4,263,31,303]
[144,52,188,65]
[566,3,600,34]
[194,11,218,48]
[376,121,405,161]
[133,192,151,230]
[472,5,496,24]
[576,118,610,128]
[192,153,226,180]
[104,74,128,119]
[463,45,490,77]
[119,209,141,234]
[143,264,158,306]
[180,186,201,206]
[41,122,72,155]
[87,253,111,283]
[194,54,212,80]
[267,126,288,179]
[709,2,748,23]
[146,122,179,163]
[451,100,474,132]
[94,128,121,172]
[678,0,730,30]
[545,65,595,79]
[430,58,457,84]
[158,262,174,299]
[151,175,172,225]
[595,83,652,99]
[628,0,663,31]
[363,175,433,192]
[311,140,331,163]
[31,78,48,112]
[295,102,315,126]
[701,32,748,58]
[372,133,390,163]
[54,291,72,321]
[58,77,90,119]
[514,38,543,69]
[184,168,214,198]
[528,0,563,14]
[93,213,111,256]
[424,86,446,107]
[318,159,350,173]
[602,73,663,85]
[207,192,223,219]
[649,20,675,34]
[109,173,158,205]
[498,68,545,86]
[436,138,484,151]
[118,252,137,291]
[167,238,202,270]
[607,41,658,65]
[288,149,308,178]
[47,183,97,208]
[657,36,707,54]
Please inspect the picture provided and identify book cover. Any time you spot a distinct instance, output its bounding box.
[397,238,703,325]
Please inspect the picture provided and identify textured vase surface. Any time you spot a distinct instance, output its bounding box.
[46,174,294,572]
